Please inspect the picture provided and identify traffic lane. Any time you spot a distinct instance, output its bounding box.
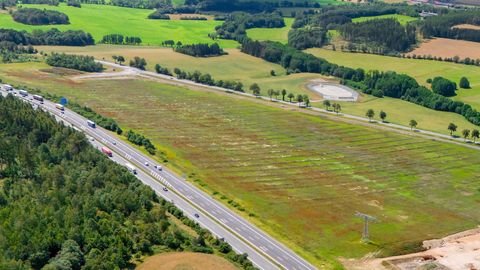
[11,90,306,270]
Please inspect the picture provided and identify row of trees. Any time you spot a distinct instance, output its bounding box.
[12,7,69,25]
[129,56,147,70]
[174,43,225,57]
[240,40,480,127]
[0,28,95,46]
[172,66,245,92]
[250,83,310,106]
[46,52,103,72]
[100,34,142,45]
[126,130,156,154]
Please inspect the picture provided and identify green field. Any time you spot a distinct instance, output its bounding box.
[246,18,294,43]
[0,4,238,48]
[306,48,480,119]
[352,14,418,25]
[2,61,480,268]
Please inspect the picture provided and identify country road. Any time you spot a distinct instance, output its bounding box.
[85,60,480,151]
[0,87,317,270]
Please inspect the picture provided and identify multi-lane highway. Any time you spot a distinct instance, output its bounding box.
[0,86,317,270]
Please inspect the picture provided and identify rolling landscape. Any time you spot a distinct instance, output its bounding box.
[1,0,480,269]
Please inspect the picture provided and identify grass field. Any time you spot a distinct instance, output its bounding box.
[0,4,238,48]
[137,252,238,270]
[36,45,322,98]
[246,18,294,43]
[352,14,418,25]
[306,48,480,118]
[2,62,480,268]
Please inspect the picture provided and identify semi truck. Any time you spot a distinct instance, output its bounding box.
[18,90,28,97]
[101,146,113,157]
[55,104,65,111]
[125,163,137,174]
[87,120,96,128]
[33,95,44,102]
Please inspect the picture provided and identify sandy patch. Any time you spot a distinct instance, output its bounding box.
[452,24,480,30]
[342,227,480,270]
[307,80,358,101]
[136,252,237,270]
[408,38,480,60]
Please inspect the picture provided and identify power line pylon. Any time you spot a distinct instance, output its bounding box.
[355,212,377,242]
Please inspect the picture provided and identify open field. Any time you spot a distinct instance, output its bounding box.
[2,62,480,268]
[246,18,294,43]
[352,14,418,25]
[306,48,480,115]
[453,24,480,30]
[37,45,322,98]
[137,252,238,270]
[408,37,480,60]
[0,4,237,48]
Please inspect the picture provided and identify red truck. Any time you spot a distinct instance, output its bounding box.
[101,146,113,157]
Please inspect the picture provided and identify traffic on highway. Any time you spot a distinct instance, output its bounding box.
[0,85,317,270]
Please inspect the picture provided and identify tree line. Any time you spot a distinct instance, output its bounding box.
[0,41,36,63]
[126,129,156,154]
[12,7,69,25]
[0,94,258,270]
[0,28,95,46]
[100,34,142,45]
[240,40,480,127]
[46,52,103,72]
[174,43,225,57]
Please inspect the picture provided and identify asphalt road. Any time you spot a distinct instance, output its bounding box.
[0,87,317,270]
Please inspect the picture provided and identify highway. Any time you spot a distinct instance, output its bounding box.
[0,86,317,270]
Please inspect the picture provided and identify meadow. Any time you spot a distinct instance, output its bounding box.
[409,38,480,60]
[352,14,418,25]
[0,4,238,48]
[246,18,294,43]
[306,48,480,117]
[1,61,480,268]
[37,45,480,135]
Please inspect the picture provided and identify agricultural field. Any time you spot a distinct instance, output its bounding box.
[1,61,480,268]
[306,48,480,116]
[0,4,238,48]
[246,18,294,43]
[408,37,480,60]
[37,45,322,98]
[352,14,418,25]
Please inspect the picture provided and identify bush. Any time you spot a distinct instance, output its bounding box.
[431,76,457,97]
[372,89,384,98]
[459,77,470,89]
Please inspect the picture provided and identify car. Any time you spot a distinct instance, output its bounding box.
[144,162,149,166]
[158,166,163,171]
[154,165,158,169]
[162,187,168,192]
[112,141,116,145]
[90,137,95,141]
[194,213,200,218]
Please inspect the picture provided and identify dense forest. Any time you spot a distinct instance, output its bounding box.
[175,43,225,57]
[19,0,60,5]
[288,27,327,50]
[339,19,416,53]
[241,40,480,126]
[0,28,94,46]
[421,10,480,42]
[0,94,258,270]
[46,53,103,72]
[12,8,69,25]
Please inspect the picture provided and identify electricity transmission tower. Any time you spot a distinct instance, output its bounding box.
[355,212,377,242]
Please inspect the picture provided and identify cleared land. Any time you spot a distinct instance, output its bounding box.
[2,62,480,268]
[0,4,237,48]
[246,18,294,43]
[452,23,480,30]
[137,252,238,270]
[408,37,480,60]
[352,14,418,25]
[37,45,322,98]
[306,48,480,120]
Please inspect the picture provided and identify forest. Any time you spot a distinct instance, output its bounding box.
[12,8,69,25]
[215,12,285,42]
[46,53,103,72]
[0,94,258,270]
[288,27,327,50]
[421,10,480,42]
[174,43,225,57]
[241,40,480,126]
[0,28,94,46]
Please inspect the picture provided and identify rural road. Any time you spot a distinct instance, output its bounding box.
[0,87,317,270]
[88,60,480,151]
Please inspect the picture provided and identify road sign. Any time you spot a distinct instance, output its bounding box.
[59,97,68,106]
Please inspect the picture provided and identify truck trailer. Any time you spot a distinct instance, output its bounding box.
[101,146,113,157]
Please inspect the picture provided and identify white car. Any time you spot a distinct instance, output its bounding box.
[144,162,149,166]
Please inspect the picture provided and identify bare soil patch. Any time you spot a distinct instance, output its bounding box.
[136,252,238,270]
[409,38,480,59]
[452,24,480,30]
[168,14,213,20]
[39,67,84,76]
